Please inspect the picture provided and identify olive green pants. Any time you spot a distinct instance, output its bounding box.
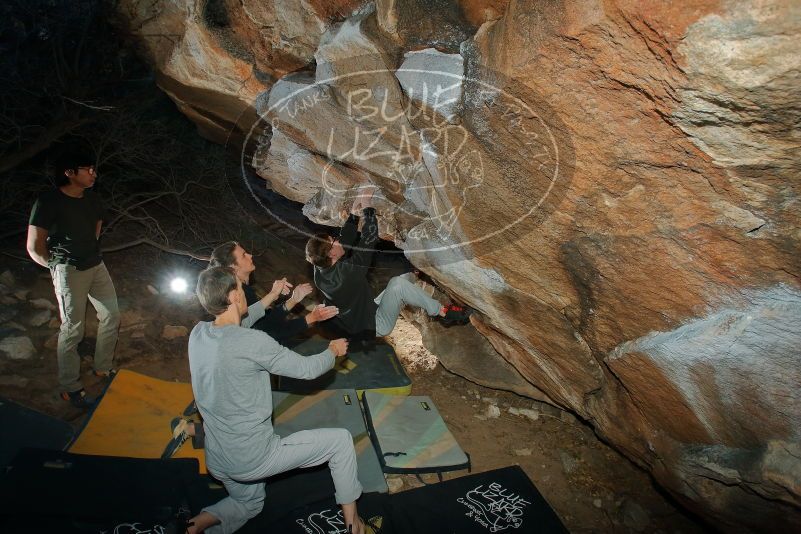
[51,262,120,392]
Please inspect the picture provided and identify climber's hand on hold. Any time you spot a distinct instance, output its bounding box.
[350,186,376,215]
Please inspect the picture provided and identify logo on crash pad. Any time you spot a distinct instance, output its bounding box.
[294,507,383,534]
[457,481,531,532]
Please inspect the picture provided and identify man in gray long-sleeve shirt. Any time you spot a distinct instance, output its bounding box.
[184,266,365,534]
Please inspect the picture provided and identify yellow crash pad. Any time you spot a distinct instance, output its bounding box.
[69,370,207,473]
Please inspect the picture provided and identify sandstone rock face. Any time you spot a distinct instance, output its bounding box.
[116,0,369,143]
[118,0,801,529]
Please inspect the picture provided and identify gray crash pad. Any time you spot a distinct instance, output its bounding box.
[273,389,388,493]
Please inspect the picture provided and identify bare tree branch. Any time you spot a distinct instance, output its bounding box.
[0,116,88,174]
[62,96,116,111]
[101,238,210,260]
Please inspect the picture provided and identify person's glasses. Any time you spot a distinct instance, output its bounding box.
[77,166,96,174]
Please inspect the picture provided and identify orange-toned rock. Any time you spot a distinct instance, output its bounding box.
[116,0,372,143]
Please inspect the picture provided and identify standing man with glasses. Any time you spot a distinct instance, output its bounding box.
[26,146,120,408]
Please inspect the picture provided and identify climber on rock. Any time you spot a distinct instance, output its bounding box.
[305,187,472,339]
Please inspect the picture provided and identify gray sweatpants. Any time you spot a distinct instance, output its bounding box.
[50,262,120,392]
[203,428,362,534]
[374,275,442,336]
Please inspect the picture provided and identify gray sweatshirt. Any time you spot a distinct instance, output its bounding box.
[188,302,334,479]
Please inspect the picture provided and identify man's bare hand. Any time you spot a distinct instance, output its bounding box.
[348,517,366,534]
[260,278,293,309]
[269,278,292,298]
[328,338,348,357]
[285,282,313,311]
[290,283,313,303]
[306,304,338,325]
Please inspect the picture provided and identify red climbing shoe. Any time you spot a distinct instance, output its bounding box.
[439,304,473,326]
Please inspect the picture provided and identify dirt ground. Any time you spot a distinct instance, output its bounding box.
[0,243,707,533]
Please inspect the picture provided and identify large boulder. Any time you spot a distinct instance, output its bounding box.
[118,0,801,529]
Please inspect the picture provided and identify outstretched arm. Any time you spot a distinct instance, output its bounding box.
[340,186,376,248]
[345,207,379,275]
[250,333,348,380]
[339,213,359,248]
[240,301,266,329]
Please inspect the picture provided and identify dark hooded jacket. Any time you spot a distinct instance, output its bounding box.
[313,208,378,334]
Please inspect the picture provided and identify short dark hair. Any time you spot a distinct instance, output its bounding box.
[209,241,239,268]
[305,233,334,267]
[196,266,238,315]
[52,145,95,185]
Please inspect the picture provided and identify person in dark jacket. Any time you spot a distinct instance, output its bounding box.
[305,189,471,338]
[209,242,337,343]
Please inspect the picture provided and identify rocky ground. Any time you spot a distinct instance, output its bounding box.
[0,245,706,533]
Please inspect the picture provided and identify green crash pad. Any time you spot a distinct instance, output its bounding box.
[276,335,411,398]
[273,389,388,493]
[363,391,470,475]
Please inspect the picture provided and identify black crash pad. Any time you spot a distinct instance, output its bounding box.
[0,398,74,468]
[0,448,206,533]
[239,466,565,534]
[238,486,393,534]
[0,449,379,534]
[388,465,567,533]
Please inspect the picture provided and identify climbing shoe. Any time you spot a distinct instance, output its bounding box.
[161,417,191,459]
[93,368,118,381]
[61,389,96,409]
[439,304,473,326]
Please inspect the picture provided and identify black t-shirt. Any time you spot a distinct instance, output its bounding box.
[28,189,105,270]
